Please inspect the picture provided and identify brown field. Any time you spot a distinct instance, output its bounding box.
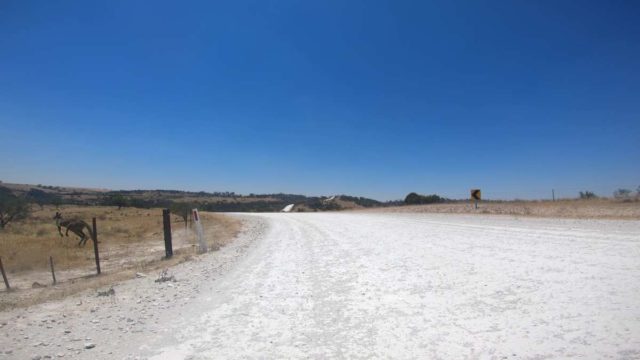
[364,198,640,219]
[0,205,241,310]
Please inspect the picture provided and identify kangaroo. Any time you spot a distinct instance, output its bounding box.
[53,212,95,246]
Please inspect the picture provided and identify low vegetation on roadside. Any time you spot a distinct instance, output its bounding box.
[0,204,241,310]
[1,206,160,273]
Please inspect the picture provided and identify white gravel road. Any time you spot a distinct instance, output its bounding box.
[1,213,639,359]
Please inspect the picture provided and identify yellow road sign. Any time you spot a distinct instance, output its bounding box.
[471,189,481,200]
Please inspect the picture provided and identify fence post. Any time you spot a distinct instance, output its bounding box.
[49,256,57,285]
[163,209,173,258]
[0,257,9,291]
[92,217,101,275]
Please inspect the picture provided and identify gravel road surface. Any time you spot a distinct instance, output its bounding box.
[1,213,639,359]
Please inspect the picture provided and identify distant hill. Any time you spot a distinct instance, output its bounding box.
[0,182,389,212]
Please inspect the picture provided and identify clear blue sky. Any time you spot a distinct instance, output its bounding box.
[1,1,638,200]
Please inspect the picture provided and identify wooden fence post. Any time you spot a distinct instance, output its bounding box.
[49,256,57,285]
[163,209,173,258]
[92,217,101,275]
[0,257,9,291]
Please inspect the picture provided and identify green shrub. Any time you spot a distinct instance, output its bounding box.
[404,192,446,205]
[0,186,31,229]
[579,191,597,199]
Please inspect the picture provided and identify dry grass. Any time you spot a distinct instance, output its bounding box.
[0,205,241,310]
[364,198,640,220]
[0,206,172,272]
[0,251,198,311]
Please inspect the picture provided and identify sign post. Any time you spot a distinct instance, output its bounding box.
[471,189,481,209]
[49,256,57,285]
[92,217,101,275]
[0,257,10,291]
[192,209,207,253]
[162,209,173,258]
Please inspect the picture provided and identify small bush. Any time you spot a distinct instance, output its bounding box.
[579,191,597,199]
[614,189,632,200]
[0,186,31,229]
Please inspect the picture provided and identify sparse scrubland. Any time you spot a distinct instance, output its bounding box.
[0,205,240,310]
[368,198,640,219]
[0,182,385,212]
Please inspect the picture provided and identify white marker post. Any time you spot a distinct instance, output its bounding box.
[192,208,207,253]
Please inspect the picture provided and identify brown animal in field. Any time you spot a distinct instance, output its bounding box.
[53,212,95,246]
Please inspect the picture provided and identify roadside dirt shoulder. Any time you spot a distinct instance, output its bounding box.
[361,200,640,220]
[0,214,267,360]
[0,211,242,311]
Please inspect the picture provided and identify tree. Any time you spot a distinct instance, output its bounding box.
[404,192,422,205]
[0,187,31,229]
[170,202,193,229]
[579,191,597,199]
[102,193,129,209]
[613,189,632,200]
[404,192,446,205]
